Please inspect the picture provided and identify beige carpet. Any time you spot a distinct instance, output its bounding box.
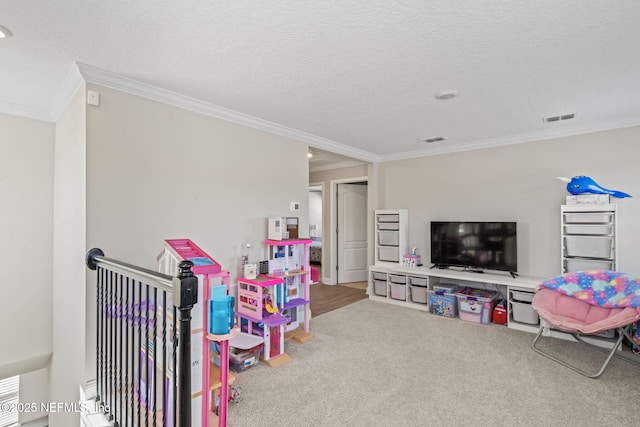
[227,299,640,427]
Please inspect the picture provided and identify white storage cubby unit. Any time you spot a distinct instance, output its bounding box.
[561,204,617,273]
[374,209,408,266]
[369,265,546,331]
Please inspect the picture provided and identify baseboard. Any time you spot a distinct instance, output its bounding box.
[20,417,48,427]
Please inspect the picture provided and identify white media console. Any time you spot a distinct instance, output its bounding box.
[369,264,546,334]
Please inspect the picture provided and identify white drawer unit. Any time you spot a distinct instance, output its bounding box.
[561,204,617,273]
[374,209,408,266]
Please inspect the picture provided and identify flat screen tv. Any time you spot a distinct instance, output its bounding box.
[430,221,517,275]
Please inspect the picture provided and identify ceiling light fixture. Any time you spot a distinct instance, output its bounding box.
[308,149,313,158]
[0,25,13,38]
[435,90,458,100]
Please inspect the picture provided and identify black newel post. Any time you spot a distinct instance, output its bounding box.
[173,260,198,427]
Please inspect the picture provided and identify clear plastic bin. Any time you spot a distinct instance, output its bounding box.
[428,290,458,318]
[455,287,499,324]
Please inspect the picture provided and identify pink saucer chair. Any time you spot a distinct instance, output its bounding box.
[531,270,640,378]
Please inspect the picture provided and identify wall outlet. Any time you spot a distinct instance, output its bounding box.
[290,201,300,211]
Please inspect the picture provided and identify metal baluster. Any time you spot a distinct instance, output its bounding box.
[137,280,142,427]
[172,304,177,427]
[125,277,130,426]
[97,266,104,407]
[108,270,114,422]
[162,291,167,427]
[115,272,122,427]
[145,283,150,427]
[152,287,157,427]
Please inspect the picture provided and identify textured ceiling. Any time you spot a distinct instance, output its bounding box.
[2,1,640,163]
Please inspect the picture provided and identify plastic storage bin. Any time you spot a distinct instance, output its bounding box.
[564,258,614,272]
[229,344,263,371]
[410,285,428,304]
[378,246,400,262]
[372,272,387,281]
[408,276,427,287]
[378,231,399,245]
[428,290,458,318]
[510,290,534,303]
[388,274,406,284]
[563,212,612,223]
[564,236,613,258]
[213,332,264,372]
[373,279,386,296]
[377,214,399,222]
[389,284,406,300]
[214,344,264,372]
[510,301,539,325]
[455,287,499,324]
[377,222,399,230]
[564,224,613,235]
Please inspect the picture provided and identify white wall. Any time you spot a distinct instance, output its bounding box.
[50,84,87,426]
[0,113,54,378]
[19,368,48,424]
[377,126,640,278]
[85,84,310,272]
[308,190,322,238]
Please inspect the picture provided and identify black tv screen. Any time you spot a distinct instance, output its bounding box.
[430,221,517,273]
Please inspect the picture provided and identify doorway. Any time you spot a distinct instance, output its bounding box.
[334,180,368,284]
[309,183,323,283]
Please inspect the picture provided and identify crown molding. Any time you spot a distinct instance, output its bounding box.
[0,101,52,122]
[76,63,380,163]
[309,160,367,173]
[381,117,640,162]
[48,63,85,121]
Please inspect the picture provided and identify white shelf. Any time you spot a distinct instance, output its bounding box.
[374,209,408,266]
[368,265,546,325]
[561,204,617,273]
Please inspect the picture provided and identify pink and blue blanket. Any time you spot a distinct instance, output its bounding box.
[538,270,640,310]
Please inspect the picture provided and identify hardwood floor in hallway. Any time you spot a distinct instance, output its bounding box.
[309,282,368,317]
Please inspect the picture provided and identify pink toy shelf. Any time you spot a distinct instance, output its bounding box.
[159,238,222,275]
[157,239,230,427]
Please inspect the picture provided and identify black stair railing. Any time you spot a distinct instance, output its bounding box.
[86,248,197,427]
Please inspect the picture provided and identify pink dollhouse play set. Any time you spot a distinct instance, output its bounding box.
[156,237,314,425]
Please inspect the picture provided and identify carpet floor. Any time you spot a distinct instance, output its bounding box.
[227,299,640,427]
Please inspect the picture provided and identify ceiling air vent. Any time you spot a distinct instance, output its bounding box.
[543,113,575,123]
[419,137,446,143]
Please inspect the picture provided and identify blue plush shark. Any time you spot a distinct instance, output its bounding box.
[557,176,631,198]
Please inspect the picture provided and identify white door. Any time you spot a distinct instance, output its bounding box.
[337,183,368,283]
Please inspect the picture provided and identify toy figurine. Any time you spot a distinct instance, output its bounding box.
[557,176,631,198]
